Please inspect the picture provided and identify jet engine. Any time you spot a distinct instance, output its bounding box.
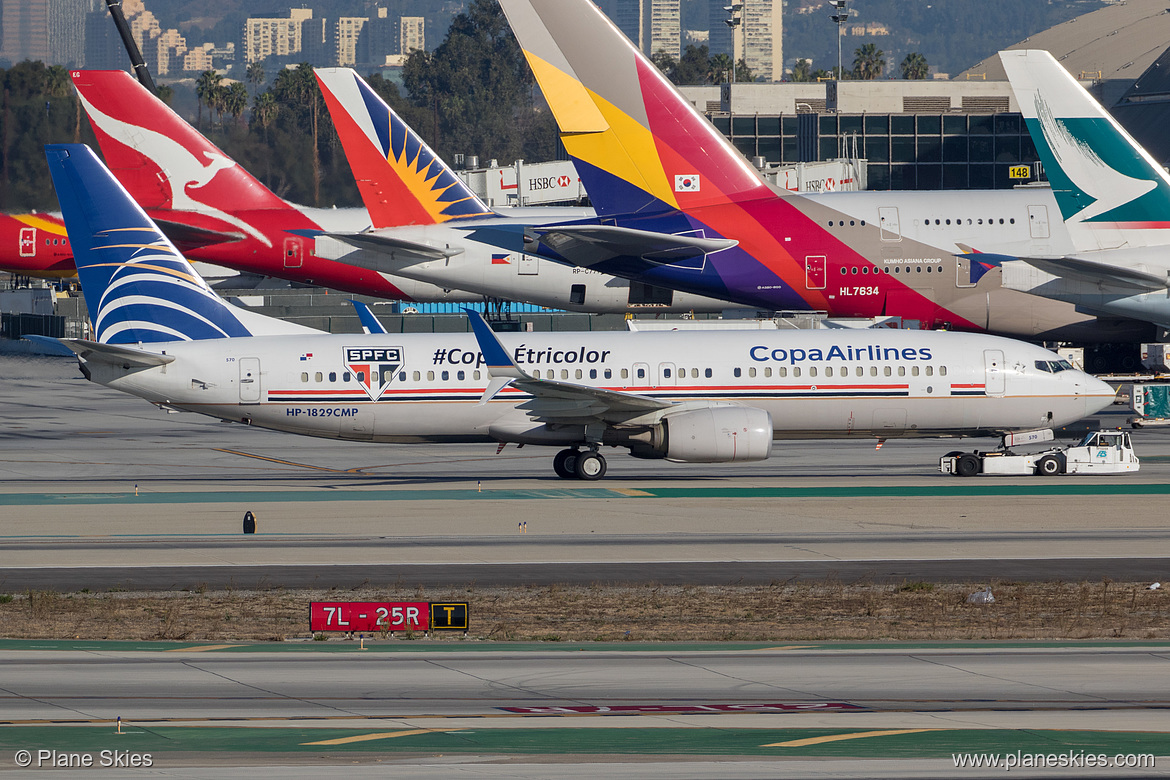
[660,406,773,463]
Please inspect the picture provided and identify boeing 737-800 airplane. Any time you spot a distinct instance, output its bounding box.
[44,144,1114,479]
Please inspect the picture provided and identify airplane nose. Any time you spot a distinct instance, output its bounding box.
[1076,371,1117,415]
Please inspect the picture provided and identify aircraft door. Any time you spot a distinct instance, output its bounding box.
[955,256,977,288]
[239,357,261,403]
[805,255,826,290]
[18,227,35,257]
[878,207,901,241]
[984,349,1005,397]
[283,237,303,268]
[658,362,677,386]
[1027,205,1050,239]
[632,361,650,387]
[517,254,539,275]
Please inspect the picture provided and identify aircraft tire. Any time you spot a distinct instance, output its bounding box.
[1036,454,1064,476]
[956,454,981,477]
[575,452,607,481]
[553,449,579,479]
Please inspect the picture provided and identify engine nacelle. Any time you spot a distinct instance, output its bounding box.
[662,406,773,463]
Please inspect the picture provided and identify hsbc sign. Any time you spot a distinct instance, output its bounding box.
[528,175,572,191]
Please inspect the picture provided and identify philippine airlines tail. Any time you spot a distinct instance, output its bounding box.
[71,71,292,229]
[497,0,772,217]
[44,144,315,345]
[314,67,494,228]
[1001,50,1170,240]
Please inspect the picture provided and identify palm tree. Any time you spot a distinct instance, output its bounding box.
[195,70,222,129]
[709,53,734,84]
[791,59,812,83]
[251,90,277,142]
[246,61,265,96]
[223,82,248,129]
[734,58,754,83]
[900,52,929,80]
[852,43,885,80]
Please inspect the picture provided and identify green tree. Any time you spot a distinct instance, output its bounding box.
[790,58,812,82]
[194,70,222,129]
[246,61,266,96]
[271,64,325,205]
[900,52,929,80]
[709,52,734,83]
[852,43,885,80]
[734,58,754,83]
[155,84,174,107]
[223,81,248,128]
[651,50,679,83]
[250,90,277,142]
[674,45,710,85]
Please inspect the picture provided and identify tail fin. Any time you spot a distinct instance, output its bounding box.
[45,144,314,344]
[71,71,291,227]
[498,0,771,217]
[314,67,494,227]
[1001,50,1170,228]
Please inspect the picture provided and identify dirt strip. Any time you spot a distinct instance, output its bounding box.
[1,579,1167,642]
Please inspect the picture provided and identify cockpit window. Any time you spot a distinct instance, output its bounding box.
[1035,359,1075,373]
[1034,360,1052,373]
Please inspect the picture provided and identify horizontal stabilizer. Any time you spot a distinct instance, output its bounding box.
[325,232,464,267]
[1020,253,1170,290]
[60,339,176,367]
[154,219,246,251]
[533,224,737,270]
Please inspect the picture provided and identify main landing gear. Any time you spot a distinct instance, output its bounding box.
[552,447,608,480]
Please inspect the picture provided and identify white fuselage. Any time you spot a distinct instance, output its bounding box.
[89,329,1113,447]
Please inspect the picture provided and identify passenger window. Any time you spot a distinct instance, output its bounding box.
[764,367,772,378]
[793,367,801,377]
[606,369,613,379]
[940,366,947,376]
[692,368,699,378]
[809,367,818,378]
[315,372,323,382]
[533,369,541,379]
[621,369,629,379]
[734,367,742,378]
[884,366,892,377]
[911,366,919,377]
[357,371,365,382]
[301,372,309,382]
[575,369,583,379]
[663,368,671,378]
[590,369,597,379]
[457,370,465,380]
[825,367,833,377]
[778,367,787,378]
[704,368,712,378]
[441,371,449,381]
[399,372,406,382]
[870,366,877,377]
[897,366,905,377]
[427,371,435,381]
[561,369,569,379]
[474,371,481,380]
[925,366,933,377]
[344,372,352,382]
[636,367,645,379]
[748,367,756,378]
[412,371,420,381]
[329,372,337,382]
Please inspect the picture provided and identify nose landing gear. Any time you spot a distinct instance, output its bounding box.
[552,447,608,480]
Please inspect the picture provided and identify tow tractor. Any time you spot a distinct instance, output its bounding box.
[940,429,1139,476]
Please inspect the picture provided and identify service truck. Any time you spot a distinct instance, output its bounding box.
[940,430,1139,476]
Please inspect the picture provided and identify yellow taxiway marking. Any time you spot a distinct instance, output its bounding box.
[612,488,654,497]
[302,729,448,745]
[764,728,945,747]
[213,449,355,473]
[163,645,241,653]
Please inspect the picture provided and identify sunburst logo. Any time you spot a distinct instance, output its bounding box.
[382,114,492,223]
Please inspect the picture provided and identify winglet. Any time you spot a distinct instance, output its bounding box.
[350,301,388,334]
[464,308,525,404]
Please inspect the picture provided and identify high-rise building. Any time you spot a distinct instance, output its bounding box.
[244,8,313,64]
[1,0,50,64]
[155,27,186,75]
[647,0,680,59]
[399,16,424,55]
[708,0,781,81]
[597,0,643,51]
[48,0,88,67]
[85,8,124,69]
[336,17,366,66]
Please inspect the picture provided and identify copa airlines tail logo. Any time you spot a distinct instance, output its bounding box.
[74,88,274,248]
[89,228,251,344]
[1032,93,1156,223]
[351,77,493,224]
[344,346,404,400]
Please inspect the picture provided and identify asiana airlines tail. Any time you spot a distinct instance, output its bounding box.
[44,143,1115,480]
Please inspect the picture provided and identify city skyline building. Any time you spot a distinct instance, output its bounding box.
[399,16,425,54]
[647,0,680,58]
[244,8,313,64]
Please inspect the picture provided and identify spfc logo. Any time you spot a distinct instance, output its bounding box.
[344,346,404,400]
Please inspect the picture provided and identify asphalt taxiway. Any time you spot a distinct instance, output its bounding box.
[2,354,1169,591]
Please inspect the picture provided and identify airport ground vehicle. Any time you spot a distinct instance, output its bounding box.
[940,430,1139,476]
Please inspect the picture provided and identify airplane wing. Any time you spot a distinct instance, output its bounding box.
[465,309,673,425]
[531,224,737,270]
[59,339,176,368]
[323,232,464,267]
[1019,255,1168,291]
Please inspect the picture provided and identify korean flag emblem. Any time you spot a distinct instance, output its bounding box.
[674,174,701,193]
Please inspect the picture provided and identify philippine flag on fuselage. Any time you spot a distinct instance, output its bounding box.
[491,254,512,265]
